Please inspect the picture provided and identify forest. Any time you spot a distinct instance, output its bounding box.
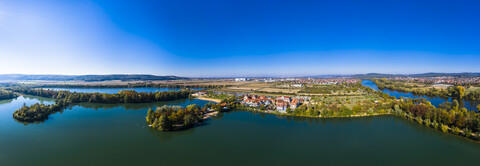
[298,82,365,94]
[11,88,192,122]
[9,88,191,103]
[392,98,480,140]
[146,105,205,131]
[0,90,18,100]
[36,82,229,89]
[372,79,480,101]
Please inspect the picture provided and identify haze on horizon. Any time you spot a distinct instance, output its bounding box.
[1,0,479,77]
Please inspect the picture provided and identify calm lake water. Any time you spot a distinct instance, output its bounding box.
[49,87,202,94]
[362,80,480,112]
[1,96,480,166]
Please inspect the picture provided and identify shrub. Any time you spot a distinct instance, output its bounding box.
[424,119,431,127]
[440,124,449,133]
[451,127,460,135]
[416,117,423,125]
[432,121,439,129]
[464,128,472,138]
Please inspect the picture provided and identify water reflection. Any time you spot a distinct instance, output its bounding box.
[147,126,196,142]
[243,109,382,126]
[73,98,210,111]
[50,87,203,94]
[0,98,14,105]
[361,80,479,112]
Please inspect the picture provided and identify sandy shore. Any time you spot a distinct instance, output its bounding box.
[203,111,219,119]
[196,97,222,103]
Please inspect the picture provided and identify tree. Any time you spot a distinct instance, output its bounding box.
[158,114,172,131]
[183,114,196,128]
[453,100,459,111]
[440,124,449,132]
[456,86,465,98]
[286,108,292,114]
[477,104,480,112]
[146,108,154,123]
[152,118,159,129]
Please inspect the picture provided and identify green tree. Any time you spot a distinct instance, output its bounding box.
[152,118,159,129]
[146,108,154,123]
[286,108,292,114]
[158,114,172,131]
[183,114,196,128]
[453,100,459,111]
[456,86,465,98]
[440,124,449,133]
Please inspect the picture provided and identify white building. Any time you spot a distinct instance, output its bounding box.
[292,84,303,87]
[235,78,248,81]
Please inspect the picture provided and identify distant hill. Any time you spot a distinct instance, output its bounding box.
[0,74,187,81]
[353,72,480,78]
[351,73,406,78]
[409,72,480,77]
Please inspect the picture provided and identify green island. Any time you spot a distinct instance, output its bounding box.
[11,88,191,122]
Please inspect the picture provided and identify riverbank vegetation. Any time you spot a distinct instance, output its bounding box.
[37,82,229,89]
[391,98,480,140]
[11,88,192,122]
[10,88,190,103]
[0,90,18,100]
[372,78,480,100]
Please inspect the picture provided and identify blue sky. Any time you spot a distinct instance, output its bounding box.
[0,0,479,77]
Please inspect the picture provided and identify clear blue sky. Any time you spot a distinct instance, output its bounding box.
[0,0,479,77]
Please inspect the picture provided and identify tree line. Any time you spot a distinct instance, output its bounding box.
[10,88,191,103]
[0,90,18,100]
[373,79,473,100]
[36,83,230,89]
[298,82,365,94]
[11,88,192,122]
[392,98,480,140]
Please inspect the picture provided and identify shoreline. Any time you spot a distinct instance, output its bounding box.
[236,107,480,142]
[238,107,392,119]
[196,97,222,103]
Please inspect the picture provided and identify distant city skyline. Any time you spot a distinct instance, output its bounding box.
[1,0,479,77]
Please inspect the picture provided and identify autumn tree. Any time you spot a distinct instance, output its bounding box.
[158,114,172,131]
[146,108,154,123]
[183,114,196,128]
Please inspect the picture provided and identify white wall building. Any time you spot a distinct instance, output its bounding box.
[235,78,248,81]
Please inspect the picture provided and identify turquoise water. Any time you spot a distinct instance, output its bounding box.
[0,96,479,166]
[362,80,479,112]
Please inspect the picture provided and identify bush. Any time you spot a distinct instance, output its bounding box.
[416,117,423,125]
[424,119,431,127]
[451,127,460,135]
[432,121,439,129]
[440,124,449,133]
[464,128,472,138]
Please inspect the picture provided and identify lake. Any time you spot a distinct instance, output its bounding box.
[1,96,479,166]
[49,87,202,94]
[362,80,480,112]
